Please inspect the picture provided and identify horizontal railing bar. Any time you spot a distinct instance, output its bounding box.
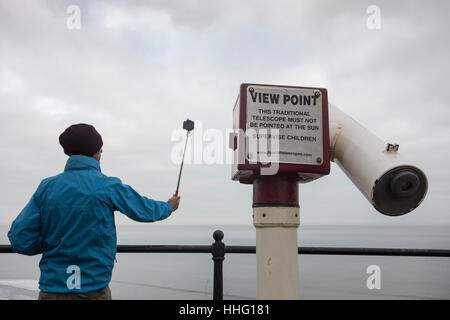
[0,244,449,257]
[0,245,12,253]
[226,246,256,254]
[117,245,212,253]
[297,247,450,257]
[225,246,450,257]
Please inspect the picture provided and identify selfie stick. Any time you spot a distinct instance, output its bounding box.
[175,119,195,196]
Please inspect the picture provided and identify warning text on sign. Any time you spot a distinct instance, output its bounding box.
[245,86,324,165]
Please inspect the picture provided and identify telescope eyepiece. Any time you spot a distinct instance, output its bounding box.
[372,166,427,216]
[390,170,421,198]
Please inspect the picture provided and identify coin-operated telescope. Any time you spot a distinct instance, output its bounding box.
[328,104,427,216]
[229,83,428,299]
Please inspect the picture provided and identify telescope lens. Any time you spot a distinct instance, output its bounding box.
[390,171,420,198]
[401,181,412,191]
[372,166,427,216]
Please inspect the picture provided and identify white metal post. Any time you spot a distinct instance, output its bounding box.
[253,206,300,299]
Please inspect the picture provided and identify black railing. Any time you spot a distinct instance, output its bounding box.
[1,229,449,300]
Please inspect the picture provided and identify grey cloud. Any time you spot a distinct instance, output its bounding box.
[0,0,449,226]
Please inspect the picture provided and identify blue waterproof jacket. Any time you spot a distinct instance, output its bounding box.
[8,155,173,293]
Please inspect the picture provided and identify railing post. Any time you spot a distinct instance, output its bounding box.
[212,230,225,300]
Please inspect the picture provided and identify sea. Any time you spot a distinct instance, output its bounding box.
[0,224,449,300]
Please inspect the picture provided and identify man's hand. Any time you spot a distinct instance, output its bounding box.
[167,195,181,212]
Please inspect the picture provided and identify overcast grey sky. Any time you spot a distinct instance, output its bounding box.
[0,0,449,227]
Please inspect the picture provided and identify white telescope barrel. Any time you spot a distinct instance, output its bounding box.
[329,104,428,216]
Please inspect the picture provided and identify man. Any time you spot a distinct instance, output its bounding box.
[8,123,180,300]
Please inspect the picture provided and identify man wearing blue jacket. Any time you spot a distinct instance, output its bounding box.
[8,124,180,300]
